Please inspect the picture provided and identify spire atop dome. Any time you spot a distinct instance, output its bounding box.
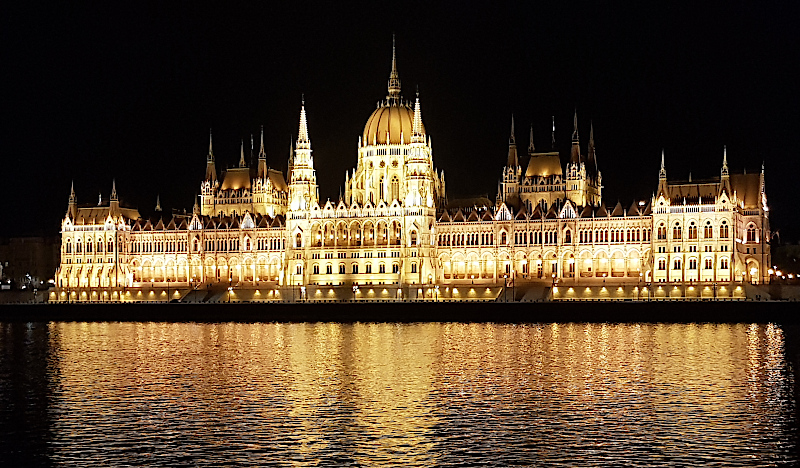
[411,91,425,143]
[111,179,117,200]
[208,129,214,159]
[387,35,401,100]
[659,149,666,180]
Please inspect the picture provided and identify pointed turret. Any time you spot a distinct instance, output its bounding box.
[257,126,268,179]
[569,110,581,164]
[721,145,729,178]
[528,124,535,155]
[587,122,598,175]
[411,90,425,144]
[205,130,217,183]
[289,99,317,210]
[155,195,162,212]
[110,179,119,216]
[193,195,201,215]
[297,97,310,150]
[507,115,518,167]
[657,149,669,198]
[719,145,732,197]
[68,181,77,219]
[551,116,556,150]
[238,140,247,168]
[387,35,401,101]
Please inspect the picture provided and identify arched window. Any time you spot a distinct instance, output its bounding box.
[657,223,666,240]
[245,238,251,251]
[704,221,713,239]
[673,259,682,270]
[295,232,302,247]
[746,224,757,243]
[390,176,399,201]
[410,230,418,246]
[501,231,507,245]
[658,259,666,270]
[688,222,697,240]
[721,258,729,269]
[564,230,572,244]
[720,221,729,239]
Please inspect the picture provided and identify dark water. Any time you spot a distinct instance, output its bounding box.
[1,321,797,467]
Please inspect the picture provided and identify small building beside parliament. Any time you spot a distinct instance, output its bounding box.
[52,45,771,302]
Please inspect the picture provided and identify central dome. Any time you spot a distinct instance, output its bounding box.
[362,101,424,146]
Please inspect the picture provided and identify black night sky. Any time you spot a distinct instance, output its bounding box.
[2,2,798,240]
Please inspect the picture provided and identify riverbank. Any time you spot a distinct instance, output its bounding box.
[0,300,798,324]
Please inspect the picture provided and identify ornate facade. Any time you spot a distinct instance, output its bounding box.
[52,44,771,302]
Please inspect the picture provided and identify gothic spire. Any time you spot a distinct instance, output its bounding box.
[259,126,266,158]
[551,116,556,149]
[110,179,117,200]
[297,97,310,149]
[205,129,217,182]
[570,110,581,164]
[572,110,579,143]
[507,115,518,167]
[411,90,425,144]
[587,121,598,175]
[387,34,401,100]
[528,123,535,154]
[155,195,162,212]
[68,181,77,219]
[657,149,669,199]
[257,125,267,179]
[721,145,729,177]
[239,140,247,167]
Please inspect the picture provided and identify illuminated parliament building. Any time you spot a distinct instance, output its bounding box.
[53,45,771,302]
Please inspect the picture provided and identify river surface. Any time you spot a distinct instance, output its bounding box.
[1,321,797,467]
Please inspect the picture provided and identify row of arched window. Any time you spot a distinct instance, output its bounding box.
[657,257,729,270]
[64,238,115,254]
[657,220,729,241]
[578,229,650,244]
[311,262,401,275]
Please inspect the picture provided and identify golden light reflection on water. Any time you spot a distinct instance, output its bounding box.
[36,322,798,466]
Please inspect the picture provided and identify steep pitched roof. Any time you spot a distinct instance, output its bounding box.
[611,201,624,217]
